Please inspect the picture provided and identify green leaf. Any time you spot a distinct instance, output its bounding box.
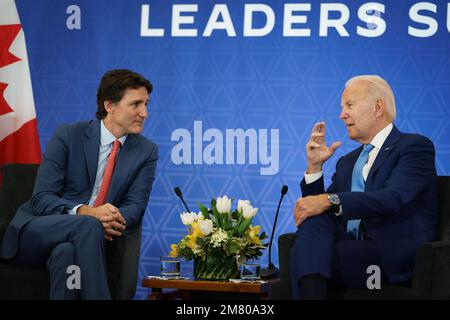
[234,216,243,231]
[229,242,240,255]
[224,218,232,231]
[236,218,252,236]
[198,203,211,220]
[212,206,222,229]
[222,213,230,230]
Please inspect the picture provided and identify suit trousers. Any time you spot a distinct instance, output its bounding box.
[290,212,386,299]
[7,214,111,300]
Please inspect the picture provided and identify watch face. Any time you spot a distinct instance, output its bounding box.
[329,194,340,205]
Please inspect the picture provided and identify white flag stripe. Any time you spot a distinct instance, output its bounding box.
[0,0,20,25]
[0,0,37,141]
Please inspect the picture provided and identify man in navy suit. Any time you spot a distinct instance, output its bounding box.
[0,69,158,299]
[291,75,437,299]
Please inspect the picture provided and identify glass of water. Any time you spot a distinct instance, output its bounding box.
[239,258,261,281]
[160,256,181,278]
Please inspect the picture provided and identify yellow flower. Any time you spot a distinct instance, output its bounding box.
[248,225,262,245]
[191,221,203,237]
[187,221,206,250]
[186,235,198,249]
[249,225,261,236]
[169,244,178,257]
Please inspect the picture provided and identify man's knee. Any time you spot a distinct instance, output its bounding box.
[51,242,75,258]
[295,213,334,236]
[47,242,76,270]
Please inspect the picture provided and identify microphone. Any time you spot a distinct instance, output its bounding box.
[261,185,288,279]
[174,186,191,213]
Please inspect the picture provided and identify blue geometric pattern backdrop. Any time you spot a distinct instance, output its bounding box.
[16,0,450,299]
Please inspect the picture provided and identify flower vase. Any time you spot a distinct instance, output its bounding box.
[193,256,239,280]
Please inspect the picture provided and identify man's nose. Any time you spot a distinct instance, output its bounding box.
[140,106,148,118]
[339,109,347,120]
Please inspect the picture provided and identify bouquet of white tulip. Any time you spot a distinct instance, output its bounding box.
[168,196,267,280]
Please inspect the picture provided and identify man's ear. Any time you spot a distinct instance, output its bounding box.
[374,99,385,118]
[104,100,115,114]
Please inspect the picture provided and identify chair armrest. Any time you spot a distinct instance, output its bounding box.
[278,233,296,281]
[412,240,450,299]
[106,224,142,300]
[0,164,39,242]
[270,233,296,299]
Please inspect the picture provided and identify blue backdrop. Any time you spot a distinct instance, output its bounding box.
[16,0,450,299]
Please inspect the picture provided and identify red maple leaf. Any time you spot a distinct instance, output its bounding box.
[0,24,21,68]
[0,82,13,116]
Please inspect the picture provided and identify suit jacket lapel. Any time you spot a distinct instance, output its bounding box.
[366,125,401,187]
[83,120,101,186]
[108,134,138,203]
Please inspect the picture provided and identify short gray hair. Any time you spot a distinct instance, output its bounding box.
[345,75,396,121]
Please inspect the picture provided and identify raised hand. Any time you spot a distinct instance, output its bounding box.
[306,122,341,173]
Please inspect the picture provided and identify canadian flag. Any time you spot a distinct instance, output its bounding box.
[0,0,41,185]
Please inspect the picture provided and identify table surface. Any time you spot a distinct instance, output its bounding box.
[142,277,276,294]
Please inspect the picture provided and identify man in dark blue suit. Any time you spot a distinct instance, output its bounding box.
[291,75,437,299]
[0,69,158,299]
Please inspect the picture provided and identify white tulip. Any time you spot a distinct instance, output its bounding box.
[242,205,258,219]
[199,219,213,236]
[216,195,232,213]
[180,212,197,225]
[196,211,204,221]
[237,199,250,213]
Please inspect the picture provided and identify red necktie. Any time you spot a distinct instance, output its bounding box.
[94,140,120,207]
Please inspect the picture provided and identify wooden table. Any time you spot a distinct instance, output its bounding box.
[142,278,277,300]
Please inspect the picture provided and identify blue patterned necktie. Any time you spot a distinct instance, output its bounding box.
[347,143,374,240]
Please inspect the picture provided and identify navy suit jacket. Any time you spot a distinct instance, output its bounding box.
[0,120,158,259]
[300,126,438,284]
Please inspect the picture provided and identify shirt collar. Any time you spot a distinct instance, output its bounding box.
[369,123,393,150]
[100,120,127,147]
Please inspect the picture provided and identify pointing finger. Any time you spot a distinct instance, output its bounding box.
[312,121,325,134]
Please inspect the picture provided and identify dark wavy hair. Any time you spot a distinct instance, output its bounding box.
[96,69,153,119]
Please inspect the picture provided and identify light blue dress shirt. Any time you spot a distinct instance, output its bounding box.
[68,120,127,215]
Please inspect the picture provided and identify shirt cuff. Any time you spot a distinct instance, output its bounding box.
[68,204,84,215]
[304,171,323,184]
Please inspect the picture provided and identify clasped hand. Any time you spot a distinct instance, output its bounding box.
[78,203,126,241]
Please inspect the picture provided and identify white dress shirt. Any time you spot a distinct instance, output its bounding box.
[68,120,127,215]
[304,123,393,214]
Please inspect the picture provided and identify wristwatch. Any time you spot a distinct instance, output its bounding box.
[327,193,341,213]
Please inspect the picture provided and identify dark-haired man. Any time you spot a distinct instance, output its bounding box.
[0,69,158,299]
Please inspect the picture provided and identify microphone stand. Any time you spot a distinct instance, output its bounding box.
[261,185,288,279]
[174,187,191,212]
